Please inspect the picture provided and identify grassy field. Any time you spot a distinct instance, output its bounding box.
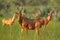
[0,17,60,40]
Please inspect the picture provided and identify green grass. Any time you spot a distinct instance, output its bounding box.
[0,17,60,40]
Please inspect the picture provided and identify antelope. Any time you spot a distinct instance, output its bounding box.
[16,10,44,36]
[2,13,16,26]
[16,9,54,37]
[42,9,54,30]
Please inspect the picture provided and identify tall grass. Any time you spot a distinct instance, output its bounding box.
[0,17,60,40]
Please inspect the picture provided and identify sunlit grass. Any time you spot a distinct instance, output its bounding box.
[0,17,60,40]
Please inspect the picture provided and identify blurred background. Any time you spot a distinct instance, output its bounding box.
[0,0,60,20]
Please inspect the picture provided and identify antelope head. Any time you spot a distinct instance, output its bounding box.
[48,9,55,16]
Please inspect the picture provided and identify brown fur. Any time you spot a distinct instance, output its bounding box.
[16,9,54,36]
[16,10,44,36]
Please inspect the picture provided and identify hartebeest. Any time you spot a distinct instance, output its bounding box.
[16,10,44,36]
[2,13,16,26]
[16,9,54,36]
[42,9,54,30]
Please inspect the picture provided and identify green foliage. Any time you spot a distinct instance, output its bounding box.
[0,0,60,17]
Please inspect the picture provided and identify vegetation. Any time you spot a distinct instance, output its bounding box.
[0,0,60,20]
[0,17,60,40]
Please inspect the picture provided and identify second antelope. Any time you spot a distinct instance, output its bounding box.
[42,9,54,30]
[2,13,16,26]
